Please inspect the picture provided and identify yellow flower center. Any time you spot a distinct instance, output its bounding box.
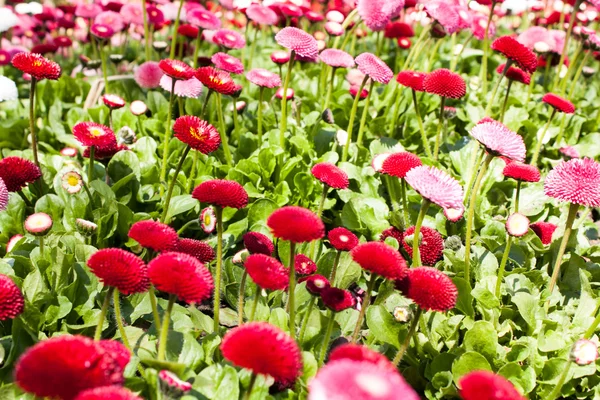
[33,60,42,67]
[67,175,80,186]
[209,76,223,85]
[89,127,104,137]
[189,127,205,141]
[204,214,212,225]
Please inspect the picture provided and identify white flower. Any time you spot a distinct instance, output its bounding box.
[14,2,43,15]
[0,7,18,32]
[0,76,18,102]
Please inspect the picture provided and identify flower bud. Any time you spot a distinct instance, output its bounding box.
[393,305,413,323]
[570,339,599,366]
[76,218,98,236]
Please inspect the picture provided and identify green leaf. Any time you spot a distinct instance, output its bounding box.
[463,321,498,363]
[452,278,474,318]
[366,304,401,348]
[195,364,239,400]
[451,352,492,383]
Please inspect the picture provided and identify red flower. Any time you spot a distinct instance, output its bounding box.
[311,162,349,189]
[98,340,130,372]
[398,37,412,49]
[148,252,214,304]
[351,242,408,280]
[158,370,192,393]
[83,142,127,160]
[380,152,422,179]
[243,232,274,255]
[174,238,215,263]
[319,49,355,69]
[401,226,444,266]
[74,386,143,400]
[15,335,124,400]
[502,161,541,182]
[321,287,356,312]
[301,274,331,295]
[295,254,317,275]
[396,71,428,92]
[11,52,61,80]
[328,227,359,251]
[72,122,117,148]
[271,51,291,64]
[128,220,178,253]
[275,27,319,60]
[355,53,394,84]
[221,322,302,385]
[459,371,525,400]
[385,21,414,39]
[158,59,195,80]
[267,206,325,243]
[102,94,126,109]
[530,222,557,245]
[195,66,238,95]
[497,63,531,85]
[211,52,244,74]
[213,28,246,49]
[192,179,249,209]
[423,68,466,99]
[0,274,24,320]
[402,267,457,312]
[544,158,600,207]
[173,116,221,154]
[87,248,149,295]
[31,43,58,55]
[246,68,281,88]
[491,36,538,73]
[244,254,289,291]
[0,156,42,192]
[178,24,199,39]
[328,344,396,372]
[542,92,576,114]
[380,226,404,244]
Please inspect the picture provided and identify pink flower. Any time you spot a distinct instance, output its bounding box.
[470,120,526,162]
[355,53,393,84]
[518,26,556,51]
[120,3,144,26]
[95,11,124,33]
[356,0,404,32]
[544,158,600,207]
[211,52,244,74]
[246,4,279,25]
[275,27,319,60]
[134,61,164,89]
[320,49,355,69]
[160,76,203,98]
[213,29,246,49]
[471,14,495,40]
[187,8,221,30]
[425,1,460,35]
[246,68,281,88]
[405,166,464,209]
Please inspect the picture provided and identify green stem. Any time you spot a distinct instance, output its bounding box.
[159,79,177,195]
[514,180,522,213]
[329,250,342,285]
[157,294,175,361]
[238,270,248,326]
[298,296,316,344]
[332,9,358,49]
[249,284,260,321]
[242,374,258,400]
[464,149,484,206]
[88,146,95,183]
[287,242,297,335]
[384,176,399,212]
[433,97,446,160]
[100,44,109,93]
[341,76,368,163]
[192,32,202,68]
[149,286,162,332]
[279,52,295,150]
[495,235,513,298]
[464,153,494,284]
[568,50,591,99]
[187,152,199,193]
[113,289,133,351]
[526,71,535,104]
[401,179,410,226]
[39,237,44,258]
[412,200,431,267]
[94,287,115,340]
[412,89,432,158]
[356,81,375,149]
[450,33,473,71]
[216,94,233,166]
[481,1,498,98]
[351,273,377,343]
[531,108,557,165]
[392,307,422,365]
[161,146,191,223]
[584,312,600,339]
[318,309,335,366]
[499,80,513,123]
[142,0,151,60]
[402,26,429,70]
[559,43,583,95]
[309,185,329,260]
[29,78,40,169]
[168,0,185,59]
[547,203,579,294]
[551,0,583,91]
[232,99,240,143]
[257,87,264,142]
[425,39,443,72]
[485,60,511,116]
[324,67,336,111]
[213,207,224,333]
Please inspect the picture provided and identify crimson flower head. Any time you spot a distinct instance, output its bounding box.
[267,206,325,243]
[295,254,317,275]
[380,152,422,178]
[102,94,126,109]
[401,267,457,312]
[211,52,244,75]
[244,254,289,290]
[221,322,302,385]
[328,227,359,251]
[542,93,576,114]
[311,162,349,189]
[15,335,124,400]
[91,24,115,39]
[544,158,600,207]
[271,51,291,65]
[175,238,215,263]
[459,370,525,400]
[423,68,466,99]
[148,252,214,304]
[243,232,274,255]
[351,242,408,280]
[0,156,42,192]
[192,179,248,209]
[497,63,531,85]
[355,53,394,84]
[214,28,246,49]
[195,66,238,95]
[503,161,540,182]
[301,274,331,295]
[380,226,404,244]
[491,36,538,73]
[328,344,396,372]
[0,274,24,320]
[385,21,414,39]
[402,226,444,266]
[72,122,117,148]
[396,71,427,92]
[158,59,195,80]
[405,165,464,209]
[469,120,526,162]
[74,386,143,400]
[11,52,61,81]
[128,220,178,253]
[173,116,221,154]
[275,27,319,60]
[321,287,356,312]
[530,221,557,245]
[178,24,199,39]
[246,68,281,88]
[320,49,355,69]
[87,248,149,295]
[308,359,419,400]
